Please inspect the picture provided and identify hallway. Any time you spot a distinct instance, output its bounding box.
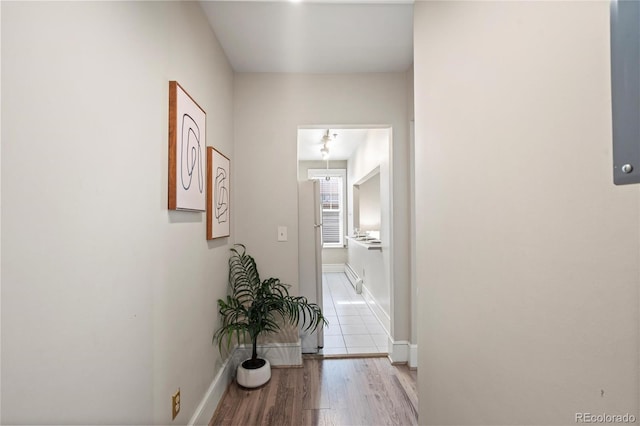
[320,272,388,356]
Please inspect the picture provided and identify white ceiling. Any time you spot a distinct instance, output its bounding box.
[200,1,414,73]
[297,128,371,161]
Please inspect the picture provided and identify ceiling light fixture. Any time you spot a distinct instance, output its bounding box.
[320,145,330,160]
[321,129,332,146]
[319,129,336,160]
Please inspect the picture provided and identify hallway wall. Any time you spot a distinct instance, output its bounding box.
[1,2,234,424]
[234,73,411,343]
[414,1,639,424]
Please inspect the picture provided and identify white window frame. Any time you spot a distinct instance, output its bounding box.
[308,168,347,248]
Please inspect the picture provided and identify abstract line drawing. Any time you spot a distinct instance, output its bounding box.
[180,113,203,193]
[214,166,228,224]
[168,81,206,212]
[207,147,231,239]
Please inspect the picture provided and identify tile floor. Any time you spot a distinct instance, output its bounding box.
[320,272,389,356]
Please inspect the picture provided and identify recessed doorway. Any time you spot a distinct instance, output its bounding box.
[297,126,393,357]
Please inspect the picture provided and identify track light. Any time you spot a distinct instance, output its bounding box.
[320,129,335,160]
[320,144,330,160]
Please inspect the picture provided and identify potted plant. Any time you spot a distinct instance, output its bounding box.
[214,244,326,388]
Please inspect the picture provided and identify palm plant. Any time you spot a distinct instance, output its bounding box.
[214,244,326,369]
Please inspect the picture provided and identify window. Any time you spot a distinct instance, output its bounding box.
[308,169,346,248]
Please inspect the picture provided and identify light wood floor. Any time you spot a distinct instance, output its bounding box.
[210,356,418,426]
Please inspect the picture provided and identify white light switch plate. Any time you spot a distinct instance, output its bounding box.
[277,226,287,242]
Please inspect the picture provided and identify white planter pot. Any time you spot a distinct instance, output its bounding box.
[236,358,271,388]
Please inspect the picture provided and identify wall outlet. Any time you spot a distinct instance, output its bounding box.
[277,226,288,242]
[171,388,181,421]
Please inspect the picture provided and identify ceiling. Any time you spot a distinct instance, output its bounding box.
[200,1,414,73]
[201,1,408,161]
[297,128,371,161]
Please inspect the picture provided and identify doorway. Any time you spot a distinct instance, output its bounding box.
[297,126,393,356]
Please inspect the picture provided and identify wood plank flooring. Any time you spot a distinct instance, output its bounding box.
[210,356,418,426]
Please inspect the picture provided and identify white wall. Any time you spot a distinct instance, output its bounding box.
[234,73,411,342]
[1,2,234,424]
[415,1,639,424]
[348,129,390,318]
[358,172,381,232]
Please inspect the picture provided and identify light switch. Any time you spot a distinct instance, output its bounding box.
[277,226,288,242]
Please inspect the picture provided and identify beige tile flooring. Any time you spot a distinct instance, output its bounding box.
[320,272,388,355]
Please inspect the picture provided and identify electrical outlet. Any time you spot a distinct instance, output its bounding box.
[172,388,181,421]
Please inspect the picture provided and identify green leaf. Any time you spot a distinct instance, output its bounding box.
[213,244,327,355]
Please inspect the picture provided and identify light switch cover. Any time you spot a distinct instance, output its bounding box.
[277,226,287,242]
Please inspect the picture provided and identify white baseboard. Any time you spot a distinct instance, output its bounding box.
[408,344,418,369]
[388,340,409,364]
[361,284,391,334]
[236,341,302,367]
[188,355,235,426]
[188,340,302,425]
[322,263,345,273]
[388,341,418,367]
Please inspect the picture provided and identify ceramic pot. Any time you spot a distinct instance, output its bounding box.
[236,358,271,388]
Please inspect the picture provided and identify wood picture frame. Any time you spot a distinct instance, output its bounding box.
[207,147,230,239]
[168,81,206,211]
